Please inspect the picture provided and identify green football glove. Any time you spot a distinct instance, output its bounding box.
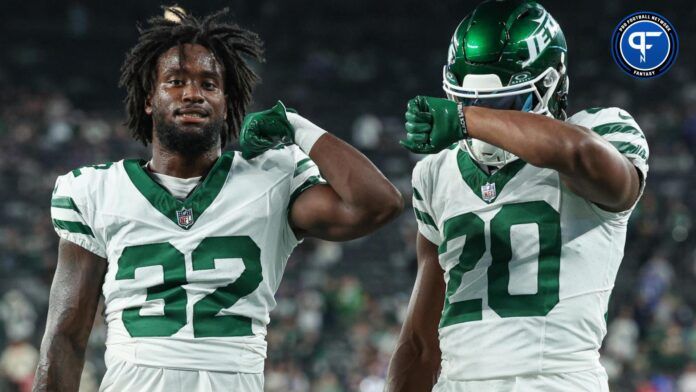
[400,96,467,154]
[239,101,297,159]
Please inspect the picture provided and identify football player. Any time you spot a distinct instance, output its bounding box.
[386,1,648,391]
[34,8,403,392]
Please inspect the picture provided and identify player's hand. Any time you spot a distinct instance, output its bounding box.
[400,96,465,154]
[239,101,297,159]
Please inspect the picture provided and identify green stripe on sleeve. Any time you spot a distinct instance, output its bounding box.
[51,197,80,213]
[414,208,438,230]
[592,122,644,139]
[288,176,325,211]
[609,141,648,160]
[413,187,424,201]
[293,158,314,177]
[52,219,94,237]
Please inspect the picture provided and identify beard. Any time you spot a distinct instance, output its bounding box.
[152,110,223,158]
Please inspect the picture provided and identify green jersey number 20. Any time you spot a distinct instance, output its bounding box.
[439,201,561,328]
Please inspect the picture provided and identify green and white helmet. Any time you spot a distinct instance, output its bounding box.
[444,0,569,167]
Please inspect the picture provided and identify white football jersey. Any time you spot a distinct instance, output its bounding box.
[412,107,648,380]
[51,145,325,373]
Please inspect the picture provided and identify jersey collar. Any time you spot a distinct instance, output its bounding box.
[123,152,234,230]
[456,148,525,204]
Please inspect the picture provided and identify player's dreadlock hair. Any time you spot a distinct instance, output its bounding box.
[119,6,264,147]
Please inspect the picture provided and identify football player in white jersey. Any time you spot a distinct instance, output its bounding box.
[387,1,648,391]
[34,8,403,392]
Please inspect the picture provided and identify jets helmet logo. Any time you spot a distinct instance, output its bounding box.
[523,14,561,67]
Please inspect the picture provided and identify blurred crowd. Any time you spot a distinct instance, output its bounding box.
[1,1,695,391]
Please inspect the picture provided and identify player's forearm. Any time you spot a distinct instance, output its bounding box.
[464,106,641,210]
[386,234,443,391]
[34,333,87,391]
[464,106,601,174]
[308,133,404,224]
[386,339,440,392]
[34,241,106,392]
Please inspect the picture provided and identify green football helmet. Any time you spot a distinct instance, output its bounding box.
[444,0,569,167]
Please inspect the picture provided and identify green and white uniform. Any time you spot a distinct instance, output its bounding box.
[51,145,324,383]
[411,108,648,383]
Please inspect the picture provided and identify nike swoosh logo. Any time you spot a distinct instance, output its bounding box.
[618,112,632,120]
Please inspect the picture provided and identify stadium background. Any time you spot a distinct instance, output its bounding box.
[0,1,694,391]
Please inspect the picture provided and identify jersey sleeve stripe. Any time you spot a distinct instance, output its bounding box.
[413,187,424,201]
[52,219,94,236]
[414,207,438,229]
[609,141,649,160]
[288,175,326,210]
[600,132,648,145]
[51,196,81,213]
[293,158,314,177]
[592,122,644,139]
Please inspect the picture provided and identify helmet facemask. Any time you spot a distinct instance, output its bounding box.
[443,66,563,168]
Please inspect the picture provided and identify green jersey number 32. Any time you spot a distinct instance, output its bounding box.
[439,201,561,328]
[115,236,262,338]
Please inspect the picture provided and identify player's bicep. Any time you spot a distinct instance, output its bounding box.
[560,131,641,212]
[44,239,107,340]
[289,184,371,241]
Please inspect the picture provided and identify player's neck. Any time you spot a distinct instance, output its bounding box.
[149,139,221,179]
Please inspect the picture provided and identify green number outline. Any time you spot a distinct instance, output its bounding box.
[439,201,561,327]
[115,236,263,337]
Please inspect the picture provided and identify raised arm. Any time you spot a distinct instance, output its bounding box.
[33,239,107,392]
[239,101,404,241]
[462,106,641,212]
[289,132,403,240]
[402,97,641,212]
[386,233,444,391]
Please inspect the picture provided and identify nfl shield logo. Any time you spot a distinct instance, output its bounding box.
[176,207,194,229]
[481,183,497,203]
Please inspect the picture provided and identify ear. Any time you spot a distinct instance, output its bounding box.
[144,96,153,115]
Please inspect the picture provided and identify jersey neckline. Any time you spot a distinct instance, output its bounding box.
[123,152,234,230]
[456,148,526,204]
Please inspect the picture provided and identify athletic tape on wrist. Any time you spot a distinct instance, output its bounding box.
[286,112,328,153]
[456,102,470,139]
